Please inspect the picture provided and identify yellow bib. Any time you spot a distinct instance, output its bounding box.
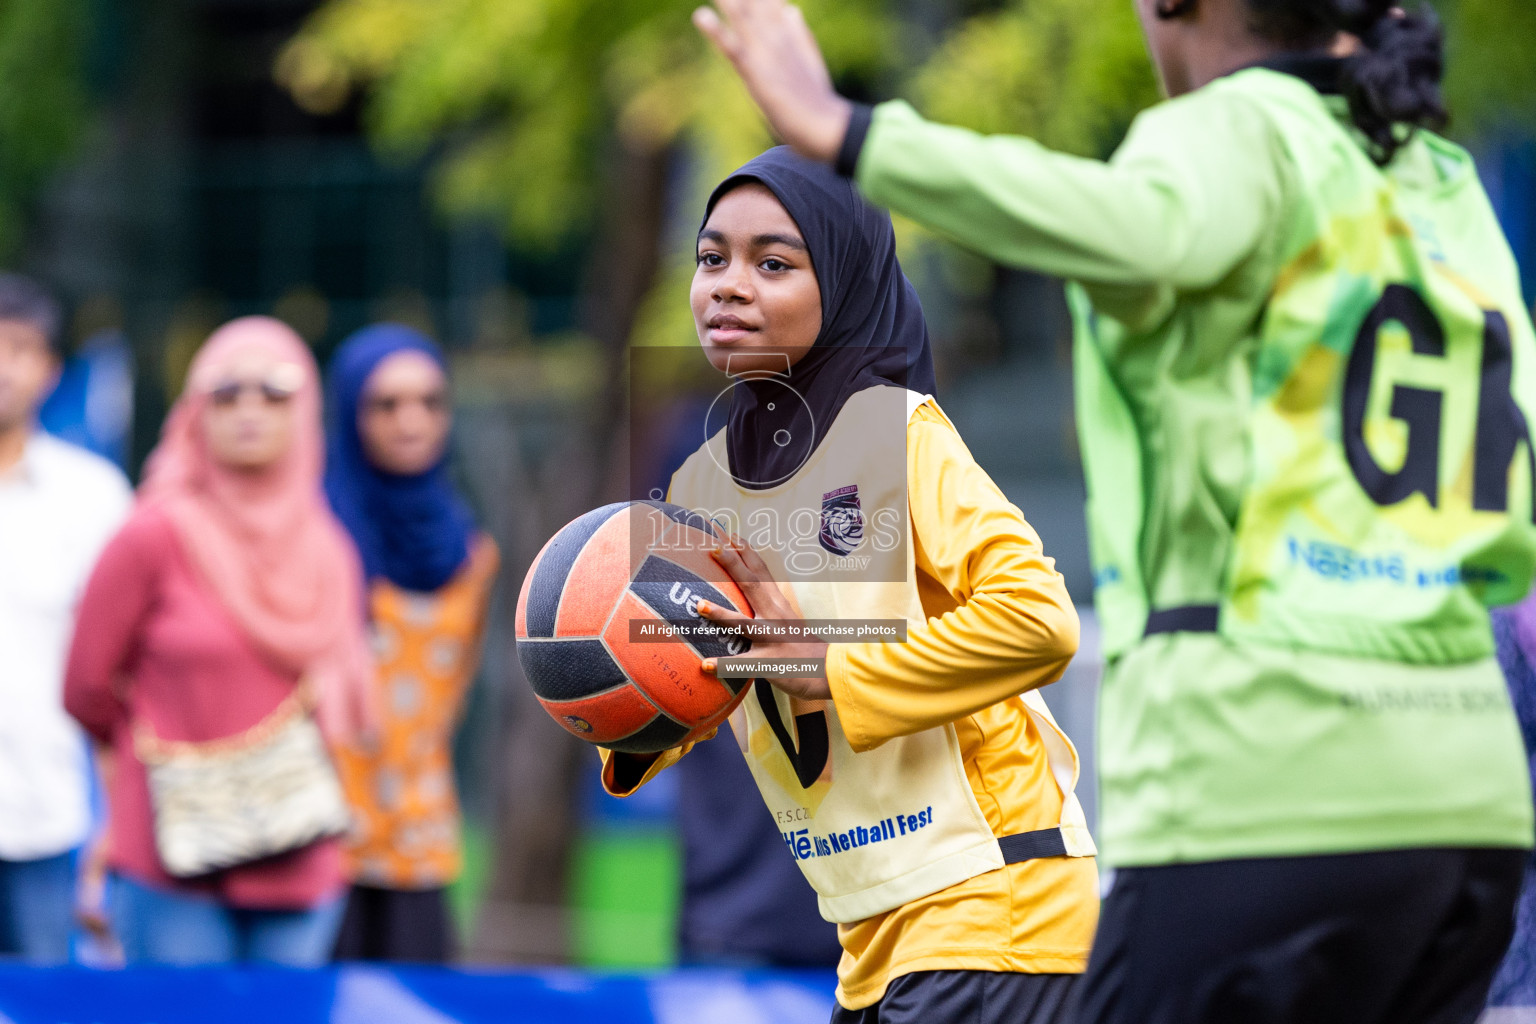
[669,386,1092,922]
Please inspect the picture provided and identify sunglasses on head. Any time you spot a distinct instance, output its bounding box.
[207,363,304,407]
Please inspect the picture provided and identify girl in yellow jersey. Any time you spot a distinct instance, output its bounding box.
[601,148,1098,1024]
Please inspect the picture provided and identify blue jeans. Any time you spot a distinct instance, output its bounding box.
[108,875,343,966]
[0,851,76,964]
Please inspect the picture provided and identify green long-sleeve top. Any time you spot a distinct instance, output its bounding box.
[847,65,1536,865]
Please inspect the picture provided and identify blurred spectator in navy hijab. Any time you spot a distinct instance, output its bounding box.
[325,324,499,964]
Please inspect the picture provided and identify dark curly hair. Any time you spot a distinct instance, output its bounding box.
[1245,0,1447,165]
[0,273,63,357]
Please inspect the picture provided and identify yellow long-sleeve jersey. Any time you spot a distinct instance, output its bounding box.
[605,394,1098,1009]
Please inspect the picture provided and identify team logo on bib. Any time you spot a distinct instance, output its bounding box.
[819,485,865,556]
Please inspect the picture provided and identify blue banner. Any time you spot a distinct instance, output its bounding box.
[0,966,838,1024]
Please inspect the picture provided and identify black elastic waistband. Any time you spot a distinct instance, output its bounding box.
[1143,604,1220,637]
[998,827,1069,863]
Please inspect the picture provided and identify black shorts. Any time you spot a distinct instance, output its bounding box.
[829,970,1078,1024]
[331,884,455,964]
[1072,847,1526,1024]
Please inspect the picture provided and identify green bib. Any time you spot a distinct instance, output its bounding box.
[1073,71,1536,863]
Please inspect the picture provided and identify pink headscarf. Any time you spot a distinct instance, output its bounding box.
[141,316,374,740]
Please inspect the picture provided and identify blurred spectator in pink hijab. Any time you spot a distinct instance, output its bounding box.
[65,317,373,965]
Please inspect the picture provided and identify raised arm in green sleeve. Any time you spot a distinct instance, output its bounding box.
[854,91,1284,291]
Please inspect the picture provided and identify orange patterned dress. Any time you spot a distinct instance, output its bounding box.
[335,535,499,889]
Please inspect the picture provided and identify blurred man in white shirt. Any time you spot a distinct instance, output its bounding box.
[0,275,130,963]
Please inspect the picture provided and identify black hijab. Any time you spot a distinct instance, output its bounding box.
[702,147,937,489]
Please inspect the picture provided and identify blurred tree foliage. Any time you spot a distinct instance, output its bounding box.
[0,0,90,257]
[277,0,1162,252]
[1441,0,1536,136]
[910,0,1156,151]
[278,0,1535,256]
[277,0,894,250]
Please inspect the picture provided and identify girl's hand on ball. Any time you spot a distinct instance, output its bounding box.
[692,0,851,165]
[698,535,831,701]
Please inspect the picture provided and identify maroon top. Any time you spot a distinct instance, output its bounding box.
[64,504,343,909]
